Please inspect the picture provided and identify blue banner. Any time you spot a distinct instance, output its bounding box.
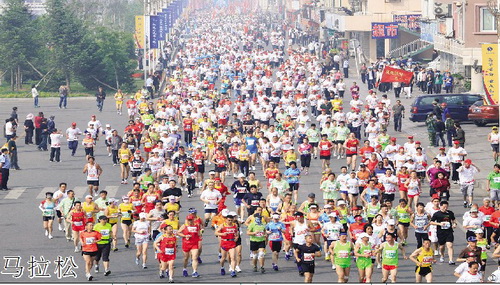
[162,8,171,32]
[150,15,159,48]
[371,22,399,39]
[158,13,165,40]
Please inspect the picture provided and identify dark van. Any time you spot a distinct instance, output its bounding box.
[409,93,483,122]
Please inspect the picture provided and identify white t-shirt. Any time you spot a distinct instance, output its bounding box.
[50,134,63,148]
[133,220,150,238]
[456,270,482,283]
[66,127,82,141]
[200,189,222,210]
[458,166,479,185]
[380,175,398,193]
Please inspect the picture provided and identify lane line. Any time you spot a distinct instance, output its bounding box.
[4,187,27,200]
[36,187,57,200]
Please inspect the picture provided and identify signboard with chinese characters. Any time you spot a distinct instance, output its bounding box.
[420,21,436,43]
[134,15,144,49]
[371,22,399,39]
[482,44,499,104]
[149,15,159,49]
[393,14,421,31]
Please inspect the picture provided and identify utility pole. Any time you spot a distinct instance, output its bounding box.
[487,0,500,113]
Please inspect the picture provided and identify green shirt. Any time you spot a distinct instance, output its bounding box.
[248,222,267,242]
[95,197,108,219]
[334,241,352,267]
[382,242,399,266]
[306,129,320,143]
[333,126,350,141]
[59,197,76,217]
[488,171,500,189]
[93,223,112,244]
[321,180,339,200]
[270,179,290,196]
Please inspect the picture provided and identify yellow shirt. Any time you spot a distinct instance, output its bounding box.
[118,203,134,221]
[114,92,124,102]
[284,152,297,166]
[107,206,119,224]
[163,218,179,230]
[165,203,180,213]
[118,148,132,163]
[82,202,96,220]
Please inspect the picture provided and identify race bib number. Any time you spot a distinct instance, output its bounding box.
[485,215,492,222]
[255,231,265,237]
[100,229,110,237]
[147,196,156,203]
[441,222,450,229]
[165,248,175,255]
[132,201,142,206]
[237,187,246,193]
[384,250,396,259]
[303,253,314,262]
[363,249,372,256]
[494,177,500,183]
[188,226,197,233]
[43,209,54,216]
[269,233,280,240]
[415,220,426,228]
[74,221,83,227]
[122,212,131,219]
[86,212,93,218]
[251,200,260,207]
[195,159,203,165]
[86,237,95,245]
[338,250,349,258]
[422,256,433,265]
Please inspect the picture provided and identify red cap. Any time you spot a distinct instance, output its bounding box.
[399,146,404,150]
[464,159,472,164]
[354,215,363,220]
[352,206,360,210]
[135,150,141,153]
[390,137,397,141]
[415,141,421,144]
[376,144,382,148]
[454,140,460,144]
[214,177,221,181]
[186,214,195,220]
[432,193,440,199]
[439,147,445,150]
[71,122,77,126]
[407,136,413,139]
[160,223,168,229]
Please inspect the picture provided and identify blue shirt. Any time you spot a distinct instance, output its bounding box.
[284,168,301,184]
[319,213,330,225]
[265,221,286,241]
[245,137,258,152]
[0,154,10,169]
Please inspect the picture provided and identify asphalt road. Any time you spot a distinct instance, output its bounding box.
[0,76,497,283]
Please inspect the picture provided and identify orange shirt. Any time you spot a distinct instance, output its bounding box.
[80,230,102,252]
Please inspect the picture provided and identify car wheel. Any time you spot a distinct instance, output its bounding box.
[474,120,487,127]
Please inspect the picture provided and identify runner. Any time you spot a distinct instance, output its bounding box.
[80,221,102,281]
[39,192,56,239]
[82,156,103,197]
[154,224,177,283]
[93,216,112,276]
[118,196,134,248]
[215,212,239,277]
[294,234,321,283]
[118,142,132,184]
[330,231,353,282]
[378,233,407,283]
[354,232,375,283]
[177,214,202,278]
[132,212,151,269]
[265,213,286,271]
[409,238,435,283]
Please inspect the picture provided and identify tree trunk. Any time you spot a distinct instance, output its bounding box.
[10,68,14,91]
[17,65,22,91]
[65,73,70,90]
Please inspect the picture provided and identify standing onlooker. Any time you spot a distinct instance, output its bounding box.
[7,136,20,170]
[109,130,123,165]
[24,113,34,145]
[66,122,82,156]
[342,58,349,78]
[434,71,443,94]
[453,123,466,147]
[38,118,49,151]
[96,86,106,112]
[487,164,500,207]
[4,118,15,141]
[434,117,446,148]
[444,114,455,147]
[146,75,154,99]
[392,100,405,132]
[32,84,40,108]
[443,72,454,93]
[425,114,436,147]
[58,85,68,109]
[49,129,63,162]
[34,112,44,145]
[0,148,11,190]
[360,63,367,84]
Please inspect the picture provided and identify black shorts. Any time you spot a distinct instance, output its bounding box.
[399,222,410,227]
[87,180,99,186]
[204,208,217,214]
[346,153,356,158]
[335,140,345,145]
[269,240,282,252]
[437,230,454,245]
[250,241,266,251]
[310,142,318,147]
[96,243,111,262]
[382,193,395,202]
[289,183,299,191]
[493,144,499,153]
[121,220,132,226]
[132,171,142,177]
[415,266,432,276]
[82,251,98,257]
[85,148,94,156]
[320,155,331,160]
[301,262,315,274]
[236,236,242,246]
[56,210,62,218]
[292,243,300,250]
[215,166,227,173]
[270,156,281,163]
[230,158,239,163]
[121,162,129,167]
[43,216,54,221]
[196,164,205,173]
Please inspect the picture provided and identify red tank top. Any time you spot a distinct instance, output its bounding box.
[72,211,85,231]
[221,224,237,240]
[159,235,177,255]
[182,224,201,243]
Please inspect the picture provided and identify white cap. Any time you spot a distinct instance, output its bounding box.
[228,211,237,217]
[139,212,147,219]
[337,200,346,206]
[168,195,176,200]
[272,213,280,219]
[106,124,111,127]
[475,228,484,234]
[324,204,332,209]
[221,209,230,217]
[237,173,246,178]
[85,195,93,199]
[358,233,370,239]
[387,219,396,225]
[328,213,337,218]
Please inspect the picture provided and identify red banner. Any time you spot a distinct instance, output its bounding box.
[380,66,413,84]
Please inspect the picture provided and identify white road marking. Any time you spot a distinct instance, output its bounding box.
[4,187,27,200]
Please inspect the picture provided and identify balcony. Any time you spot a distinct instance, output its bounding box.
[433,33,464,57]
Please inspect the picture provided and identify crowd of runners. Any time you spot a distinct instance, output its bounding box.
[27,7,500,284]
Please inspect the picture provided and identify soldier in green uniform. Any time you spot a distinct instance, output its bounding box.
[425,113,437,147]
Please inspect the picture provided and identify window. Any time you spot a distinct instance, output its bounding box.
[480,7,497,32]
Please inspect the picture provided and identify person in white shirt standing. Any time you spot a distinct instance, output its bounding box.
[457,159,480,208]
[49,129,63,162]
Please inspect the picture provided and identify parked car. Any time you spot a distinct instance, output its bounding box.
[409,93,483,122]
[468,100,499,126]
